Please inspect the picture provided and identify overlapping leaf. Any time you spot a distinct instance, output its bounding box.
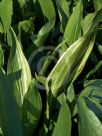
[56,0,69,31]
[78,97,102,136]
[22,79,42,136]
[82,8,102,35]
[18,17,34,34]
[34,18,55,47]
[7,27,32,107]
[18,0,27,8]
[94,0,102,10]
[38,0,56,20]
[72,34,96,82]
[64,0,83,46]
[47,33,95,97]
[0,68,22,136]
[73,80,102,116]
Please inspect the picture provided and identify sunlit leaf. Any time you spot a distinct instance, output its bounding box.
[34,18,55,47]
[56,0,69,31]
[79,82,102,103]
[18,0,27,8]
[78,97,102,136]
[47,33,95,97]
[94,0,102,10]
[67,84,75,102]
[82,8,102,35]
[64,0,83,46]
[38,0,56,20]
[7,27,32,107]
[72,34,96,82]
[0,0,13,33]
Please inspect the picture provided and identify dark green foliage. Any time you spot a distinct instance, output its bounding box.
[0,0,102,136]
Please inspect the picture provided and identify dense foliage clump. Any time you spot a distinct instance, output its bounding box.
[0,0,102,136]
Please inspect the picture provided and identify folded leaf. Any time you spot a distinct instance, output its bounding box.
[47,33,95,97]
[7,27,32,107]
[72,34,96,82]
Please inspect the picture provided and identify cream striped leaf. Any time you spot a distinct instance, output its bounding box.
[7,27,32,107]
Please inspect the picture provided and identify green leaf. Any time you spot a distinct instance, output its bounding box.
[0,22,3,33]
[73,80,102,116]
[18,17,34,34]
[22,79,42,136]
[33,0,37,3]
[94,0,102,10]
[34,18,55,47]
[84,79,102,88]
[67,84,75,102]
[84,60,102,81]
[98,44,102,55]
[79,83,102,104]
[78,97,102,136]
[35,74,46,86]
[47,33,95,97]
[38,0,56,20]
[82,8,102,35]
[72,34,96,82]
[56,0,69,31]
[7,27,32,107]
[80,86,102,99]
[18,0,27,8]
[0,69,22,136]
[52,100,71,136]
[64,0,83,46]
[0,45,4,67]
[18,17,35,42]
[0,0,13,33]
[85,97,102,121]
[39,40,68,75]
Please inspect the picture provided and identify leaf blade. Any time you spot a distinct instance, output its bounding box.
[52,100,71,136]
[64,0,83,46]
[7,27,32,106]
